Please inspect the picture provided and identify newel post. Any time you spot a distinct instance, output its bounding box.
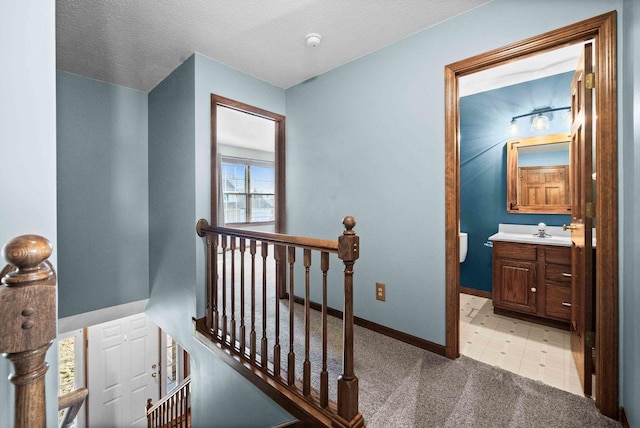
[337,216,361,424]
[0,235,57,428]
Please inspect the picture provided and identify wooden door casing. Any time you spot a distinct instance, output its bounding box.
[445,12,618,418]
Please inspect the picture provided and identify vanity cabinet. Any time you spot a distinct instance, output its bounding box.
[492,241,571,324]
[542,246,572,321]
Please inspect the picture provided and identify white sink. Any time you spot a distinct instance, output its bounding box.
[488,224,596,248]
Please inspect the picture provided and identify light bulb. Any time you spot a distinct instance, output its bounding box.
[508,119,519,135]
[531,113,549,131]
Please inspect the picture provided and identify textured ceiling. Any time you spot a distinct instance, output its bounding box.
[56,0,492,92]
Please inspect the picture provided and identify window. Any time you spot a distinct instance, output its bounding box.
[221,157,275,225]
[166,334,177,392]
[58,329,85,427]
[163,332,190,395]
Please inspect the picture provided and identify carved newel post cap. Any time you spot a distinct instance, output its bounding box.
[2,235,53,285]
[342,216,356,234]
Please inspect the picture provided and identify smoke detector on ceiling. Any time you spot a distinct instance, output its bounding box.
[305,33,322,48]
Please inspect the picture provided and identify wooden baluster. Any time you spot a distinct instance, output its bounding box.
[185,384,190,427]
[273,244,282,378]
[320,251,330,408]
[177,391,181,425]
[205,235,214,332]
[337,216,360,422]
[287,246,296,386]
[176,393,180,425]
[221,234,228,342]
[261,242,269,369]
[239,238,246,354]
[303,249,312,396]
[0,235,56,428]
[212,234,219,334]
[184,388,188,427]
[170,395,175,426]
[250,240,257,362]
[230,237,236,347]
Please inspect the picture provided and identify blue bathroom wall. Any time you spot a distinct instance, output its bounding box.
[460,72,573,293]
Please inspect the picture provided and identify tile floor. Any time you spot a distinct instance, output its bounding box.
[460,292,584,396]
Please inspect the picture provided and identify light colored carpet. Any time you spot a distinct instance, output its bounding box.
[216,247,619,427]
[351,324,619,428]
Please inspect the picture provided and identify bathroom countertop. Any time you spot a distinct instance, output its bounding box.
[488,224,596,248]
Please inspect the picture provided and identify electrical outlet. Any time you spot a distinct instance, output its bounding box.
[376,282,386,301]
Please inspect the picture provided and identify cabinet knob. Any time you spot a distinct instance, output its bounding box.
[562,272,572,277]
[530,287,537,293]
[562,302,572,307]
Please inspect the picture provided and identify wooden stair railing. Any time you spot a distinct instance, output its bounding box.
[58,387,89,428]
[0,235,57,428]
[194,216,363,428]
[146,375,191,428]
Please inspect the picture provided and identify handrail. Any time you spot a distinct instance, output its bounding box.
[146,375,191,415]
[196,220,339,253]
[146,375,191,428]
[194,216,363,428]
[0,235,57,428]
[58,387,88,428]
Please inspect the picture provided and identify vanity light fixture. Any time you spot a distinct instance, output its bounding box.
[509,106,571,135]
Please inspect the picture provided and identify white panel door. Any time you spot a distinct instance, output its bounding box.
[88,314,160,427]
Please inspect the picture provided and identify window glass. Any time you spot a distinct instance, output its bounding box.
[221,158,275,224]
[222,163,246,193]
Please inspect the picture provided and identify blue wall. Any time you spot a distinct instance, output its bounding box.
[459,72,573,293]
[5,0,637,426]
[284,0,617,346]
[622,0,640,424]
[0,0,58,424]
[147,54,292,428]
[57,71,149,317]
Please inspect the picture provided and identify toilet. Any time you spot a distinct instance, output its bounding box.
[460,232,468,263]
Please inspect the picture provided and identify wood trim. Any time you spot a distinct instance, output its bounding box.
[593,11,618,418]
[354,317,446,356]
[444,11,618,419]
[459,286,491,299]
[196,221,339,254]
[444,64,460,360]
[619,407,630,428]
[291,295,447,356]
[210,94,286,233]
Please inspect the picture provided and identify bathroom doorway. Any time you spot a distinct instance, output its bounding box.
[456,43,586,396]
[444,12,618,418]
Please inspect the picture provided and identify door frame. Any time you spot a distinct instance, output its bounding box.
[444,11,618,418]
[210,94,286,233]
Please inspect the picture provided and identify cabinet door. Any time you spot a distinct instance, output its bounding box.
[493,258,538,314]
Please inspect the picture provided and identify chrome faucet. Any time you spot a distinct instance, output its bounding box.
[534,222,551,238]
